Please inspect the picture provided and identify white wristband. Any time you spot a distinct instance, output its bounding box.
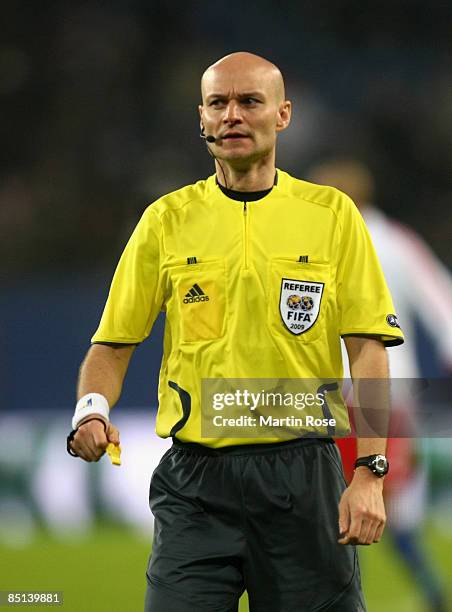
[72,393,110,430]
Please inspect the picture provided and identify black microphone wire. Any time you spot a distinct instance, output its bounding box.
[201,130,229,190]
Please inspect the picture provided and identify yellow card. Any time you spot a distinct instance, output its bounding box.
[106,443,121,466]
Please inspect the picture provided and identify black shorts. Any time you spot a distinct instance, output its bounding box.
[145,437,366,612]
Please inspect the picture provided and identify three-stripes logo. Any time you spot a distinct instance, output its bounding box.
[183,284,210,304]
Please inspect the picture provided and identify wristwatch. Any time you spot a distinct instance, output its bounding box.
[354,454,389,477]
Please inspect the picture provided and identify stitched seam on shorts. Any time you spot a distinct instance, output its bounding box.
[321,444,348,488]
[147,574,239,611]
[312,550,359,611]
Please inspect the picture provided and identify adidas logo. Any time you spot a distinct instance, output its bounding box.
[183,284,210,303]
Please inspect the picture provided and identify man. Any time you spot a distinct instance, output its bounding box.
[309,158,451,612]
[68,53,404,612]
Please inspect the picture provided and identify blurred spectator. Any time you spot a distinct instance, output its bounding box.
[308,157,452,612]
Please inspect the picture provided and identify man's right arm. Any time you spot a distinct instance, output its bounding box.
[77,343,136,405]
[69,343,136,462]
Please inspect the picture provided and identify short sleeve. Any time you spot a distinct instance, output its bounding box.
[91,206,164,344]
[336,195,404,347]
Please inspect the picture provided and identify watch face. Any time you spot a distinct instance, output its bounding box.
[372,455,388,474]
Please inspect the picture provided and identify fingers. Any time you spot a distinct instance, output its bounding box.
[106,422,120,445]
[337,478,386,546]
[337,496,351,544]
[362,507,386,545]
[338,512,362,545]
[373,517,386,543]
[70,420,113,462]
[338,508,386,545]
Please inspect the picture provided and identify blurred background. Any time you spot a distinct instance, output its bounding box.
[1,1,452,610]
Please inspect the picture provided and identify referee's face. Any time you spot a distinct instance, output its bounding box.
[199,53,291,166]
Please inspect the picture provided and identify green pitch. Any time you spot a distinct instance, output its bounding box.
[0,524,450,611]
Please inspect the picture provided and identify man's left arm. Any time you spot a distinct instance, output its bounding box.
[338,336,388,545]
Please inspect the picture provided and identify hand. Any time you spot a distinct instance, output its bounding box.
[338,467,386,545]
[70,418,120,462]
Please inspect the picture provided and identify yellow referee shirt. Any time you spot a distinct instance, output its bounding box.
[92,170,403,446]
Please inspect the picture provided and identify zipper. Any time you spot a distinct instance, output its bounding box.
[243,202,249,271]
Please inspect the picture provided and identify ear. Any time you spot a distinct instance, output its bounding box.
[275,100,292,133]
[198,104,204,125]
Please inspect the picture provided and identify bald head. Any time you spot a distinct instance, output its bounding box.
[198,52,291,175]
[201,52,285,104]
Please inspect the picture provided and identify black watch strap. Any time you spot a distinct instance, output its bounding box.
[66,429,78,457]
[354,454,389,477]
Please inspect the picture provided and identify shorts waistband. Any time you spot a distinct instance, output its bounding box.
[171,436,335,457]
